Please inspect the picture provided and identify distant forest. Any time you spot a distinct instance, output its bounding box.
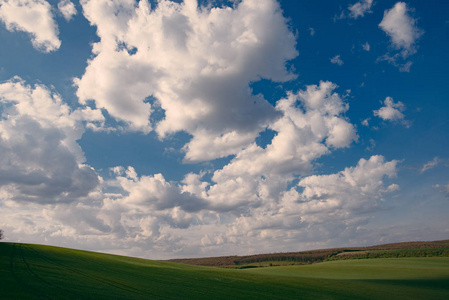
[170,239,449,268]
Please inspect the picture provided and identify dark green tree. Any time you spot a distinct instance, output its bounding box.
[0,229,3,240]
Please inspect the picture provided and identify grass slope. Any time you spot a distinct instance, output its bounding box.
[1,242,449,299]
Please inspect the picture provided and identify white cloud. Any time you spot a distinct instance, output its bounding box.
[348,0,373,19]
[362,42,370,51]
[335,0,373,20]
[0,163,212,258]
[399,60,413,72]
[295,155,398,217]
[206,81,358,211]
[218,155,399,253]
[224,81,356,171]
[421,157,440,173]
[0,80,362,258]
[58,0,77,21]
[330,55,344,66]
[0,77,104,203]
[308,27,315,36]
[386,183,400,192]
[0,77,198,255]
[379,2,423,57]
[373,96,409,125]
[0,0,359,260]
[0,0,447,262]
[75,0,298,162]
[114,168,207,212]
[1,0,435,261]
[376,53,413,73]
[0,0,61,52]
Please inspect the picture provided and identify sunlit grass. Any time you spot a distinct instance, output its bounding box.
[1,242,449,299]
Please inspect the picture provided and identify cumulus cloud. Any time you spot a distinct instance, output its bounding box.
[58,0,77,21]
[0,163,212,258]
[330,55,344,66]
[379,2,423,55]
[0,80,361,257]
[75,0,298,161]
[378,2,423,70]
[218,155,399,253]
[204,81,358,212]
[0,0,61,52]
[296,155,398,215]
[58,154,394,257]
[348,0,373,19]
[113,166,208,213]
[225,81,356,171]
[76,166,210,241]
[0,77,200,255]
[335,0,373,20]
[0,0,414,260]
[0,77,104,203]
[373,96,409,126]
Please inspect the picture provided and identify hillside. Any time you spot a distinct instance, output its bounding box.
[170,239,449,268]
[1,242,449,299]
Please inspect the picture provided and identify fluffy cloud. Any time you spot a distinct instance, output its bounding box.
[348,0,373,19]
[216,155,399,253]
[335,0,373,20]
[58,0,77,21]
[373,96,410,126]
[75,0,298,161]
[296,155,398,217]
[379,2,423,56]
[330,55,344,66]
[112,166,208,213]
[203,81,358,212]
[0,78,188,255]
[378,2,423,71]
[0,163,213,258]
[6,153,395,258]
[0,77,104,203]
[0,0,61,52]
[0,0,422,260]
[228,81,356,171]
[0,79,361,258]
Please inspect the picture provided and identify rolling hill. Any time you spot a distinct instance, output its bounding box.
[1,241,449,299]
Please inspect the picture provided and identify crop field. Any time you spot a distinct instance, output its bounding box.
[1,242,449,299]
[171,239,449,267]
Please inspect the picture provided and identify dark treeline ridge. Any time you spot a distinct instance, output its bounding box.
[169,239,449,268]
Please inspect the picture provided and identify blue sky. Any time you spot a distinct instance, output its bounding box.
[0,0,448,259]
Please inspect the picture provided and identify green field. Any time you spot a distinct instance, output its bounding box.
[1,242,449,299]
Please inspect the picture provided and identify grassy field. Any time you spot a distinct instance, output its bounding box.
[171,239,449,267]
[1,242,449,299]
